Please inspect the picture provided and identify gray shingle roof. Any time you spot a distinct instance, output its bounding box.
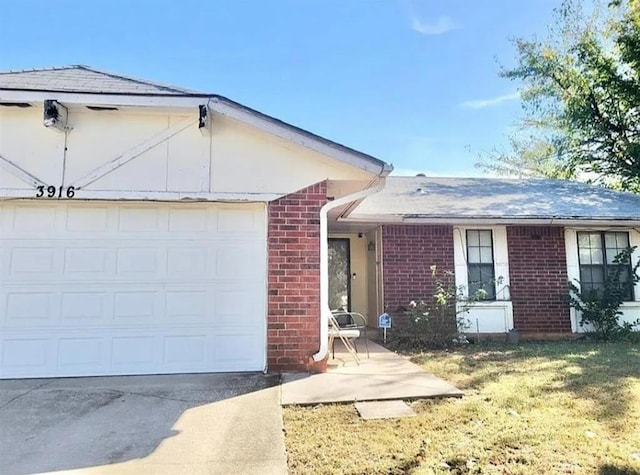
[0,65,204,95]
[350,177,640,221]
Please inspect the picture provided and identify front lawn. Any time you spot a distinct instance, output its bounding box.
[284,342,640,474]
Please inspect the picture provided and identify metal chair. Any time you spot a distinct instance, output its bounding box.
[329,310,369,359]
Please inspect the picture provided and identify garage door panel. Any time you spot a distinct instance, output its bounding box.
[112,335,158,367]
[2,285,264,329]
[113,290,160,320]
[116,248,160,274]
[215,244,265,279]
[61,292,109,320]
[3,243,264,283]
[118,206,163,232]
[1,338,50,373]
[13,206,58,231]
[168,207,209,232]
[9,247,57,274]
[1,327,265,378]
[5,291,54,324]
[58,337,106,368]
[66,206,110,232]
[167,247,208,275]
[0,201,267,378]
[65,248,110,273]
[213,332,264,371]
[2,203,266,239]
[163,335,207,368]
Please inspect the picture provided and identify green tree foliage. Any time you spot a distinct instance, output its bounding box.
[478,0,640,192]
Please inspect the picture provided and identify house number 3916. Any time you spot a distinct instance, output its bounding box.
[36,185,76,198]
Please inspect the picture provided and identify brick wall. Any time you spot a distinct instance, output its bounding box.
[507,226,572,333]
[382,225,455,316]
[267,181,327,372]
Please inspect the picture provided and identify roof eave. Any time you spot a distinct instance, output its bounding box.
[343,214,640,226]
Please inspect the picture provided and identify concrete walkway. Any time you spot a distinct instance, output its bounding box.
[281,340,462,405]
[0,373,287,475]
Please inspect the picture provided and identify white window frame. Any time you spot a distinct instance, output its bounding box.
[565,228,640,333]
[453,226,513,333]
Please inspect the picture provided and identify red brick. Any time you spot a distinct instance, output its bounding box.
[267,181,327,372]
[381,225,455,319]
[507,226,571,333]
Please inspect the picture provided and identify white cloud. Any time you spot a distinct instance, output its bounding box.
[411,15,456,35]
[460,92,520,109]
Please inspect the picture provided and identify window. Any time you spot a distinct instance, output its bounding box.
[466,229,496,300]
[577,231,634,301]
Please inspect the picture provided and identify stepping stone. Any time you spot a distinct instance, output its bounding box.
[355,400,416,420]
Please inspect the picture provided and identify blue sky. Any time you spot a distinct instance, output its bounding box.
[0,0,559,176]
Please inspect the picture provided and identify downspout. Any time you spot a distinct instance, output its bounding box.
[313,177,386,362]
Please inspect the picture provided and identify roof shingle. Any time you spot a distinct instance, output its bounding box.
[0,65,204,95]
[351,176,640,221]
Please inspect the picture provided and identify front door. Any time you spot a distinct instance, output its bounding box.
[328,238,351,311]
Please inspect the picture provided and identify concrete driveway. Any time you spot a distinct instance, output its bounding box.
[0,373,286,475]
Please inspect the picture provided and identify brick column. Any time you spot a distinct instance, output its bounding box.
[267,181,327,372]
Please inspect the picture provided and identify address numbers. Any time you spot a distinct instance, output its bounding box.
[35,185,76,199]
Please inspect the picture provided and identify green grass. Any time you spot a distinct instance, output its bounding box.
[284,342,640,474]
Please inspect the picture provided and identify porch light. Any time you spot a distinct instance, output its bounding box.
[43,99,68,131]
[198,104,209,134]
[368,241,375,252]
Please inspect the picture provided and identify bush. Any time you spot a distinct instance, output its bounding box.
[386,266,489,350]
[568,247,640,341]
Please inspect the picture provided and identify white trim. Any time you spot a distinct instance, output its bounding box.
[566,227,640,332]
[208,98,390,175]
[0,89,208,108]
[0,189,281,202]
[261,202,269,373]
[0,153,45,187]
[70,118,197,188]
[565,228,580,332]
[453,226,514,333]
[376,226,384,319]
[345,215,640,226]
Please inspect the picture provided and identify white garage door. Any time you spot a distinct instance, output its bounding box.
[0,201,267,379]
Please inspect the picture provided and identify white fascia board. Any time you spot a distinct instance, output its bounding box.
[208,97,391,176]
[343,215,640,226]
[0,89,208,109]
[0,189,281,202]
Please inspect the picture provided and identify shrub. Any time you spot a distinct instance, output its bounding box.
[568,247,640,341]
[386,266,492,350]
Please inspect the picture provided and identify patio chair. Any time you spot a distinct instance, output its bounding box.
[329,310,369,359]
